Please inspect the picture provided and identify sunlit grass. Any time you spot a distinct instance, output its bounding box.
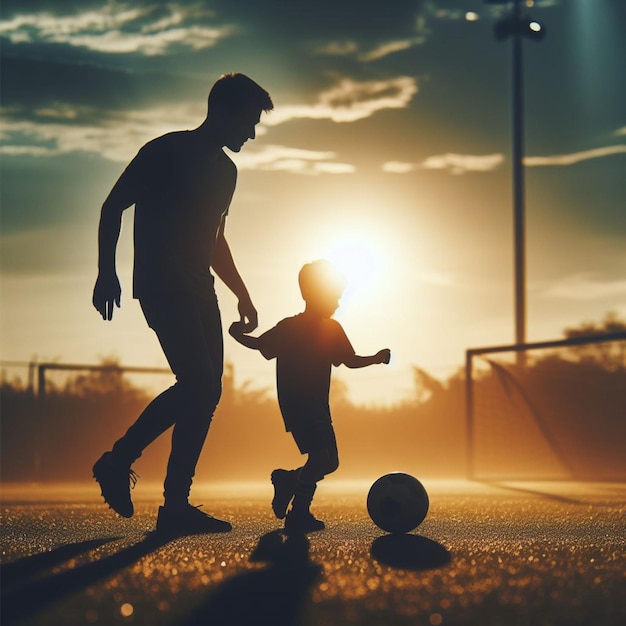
[2,479,623,505]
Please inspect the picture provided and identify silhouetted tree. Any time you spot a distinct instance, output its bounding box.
[2,317,623,483]
[563,311,626,370]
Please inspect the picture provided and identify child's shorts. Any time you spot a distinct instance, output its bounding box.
[290,419,337,455]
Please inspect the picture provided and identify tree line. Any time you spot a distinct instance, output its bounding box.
[1,315,624,483]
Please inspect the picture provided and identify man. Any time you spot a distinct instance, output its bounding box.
[92,73,273,536]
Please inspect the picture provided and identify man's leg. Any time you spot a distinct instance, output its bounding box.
[94,289,223,523]
[94,352,198,517]
[139,291,224,506]
[142,291,232,534]
[94,345,187,517]
[110,386,180,465]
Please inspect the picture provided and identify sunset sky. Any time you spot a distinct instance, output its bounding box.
[1,0,625,405]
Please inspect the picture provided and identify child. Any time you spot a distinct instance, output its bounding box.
[229,259,390,533]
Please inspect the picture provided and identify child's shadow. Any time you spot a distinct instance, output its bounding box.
[370,533,451,571]
[0,533,170,624]
[181,529,322,626]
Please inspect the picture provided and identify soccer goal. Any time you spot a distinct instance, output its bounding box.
[465,332,626,481]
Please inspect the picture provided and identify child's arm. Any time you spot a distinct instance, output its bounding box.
[343,349,391,369]
[228,320,262,351]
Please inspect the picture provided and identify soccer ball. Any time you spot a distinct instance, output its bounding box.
[367,472,429,534]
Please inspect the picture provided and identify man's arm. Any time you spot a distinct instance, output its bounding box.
[92,163,138,320]
[343,349,391,369]
[212,220,258,332]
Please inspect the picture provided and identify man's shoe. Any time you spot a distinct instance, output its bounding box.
[156,503,232,536]
[92,452,137,518]
[271,469,298,519]
[284,509,325,534]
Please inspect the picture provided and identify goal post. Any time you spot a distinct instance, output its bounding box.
[465,332,626,481]
[6,361,172,480]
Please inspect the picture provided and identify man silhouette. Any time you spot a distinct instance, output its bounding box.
[92,73,273,535]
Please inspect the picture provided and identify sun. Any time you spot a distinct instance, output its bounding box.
[321,234,383,302]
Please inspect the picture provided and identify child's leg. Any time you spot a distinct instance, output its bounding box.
[271,467,301,519]
[292,443,339,513]
[284,420,337,531]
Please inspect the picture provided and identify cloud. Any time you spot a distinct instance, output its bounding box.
[265,76,418,126]
[383,153,504,175]
[426,4,465,21]
[232,145,355,175]
[543,274,626,300]
[525,145,626,167]
[357,38,426,61]
[382,161,416,174]
[1,73,417,164]
[383,144,625,175]
[1,73,414,172]
[315,41,359,57]
[317,37,425,62]
[0,103,202,162]
[312,3,433,64]
[313,162,356,174]
[0,4,233,56]
[0,105,355,176]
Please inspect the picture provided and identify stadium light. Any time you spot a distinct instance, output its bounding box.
[484,0,545,351]
[494,16,546,41]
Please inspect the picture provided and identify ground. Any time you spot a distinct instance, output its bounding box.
[1,480,624,626]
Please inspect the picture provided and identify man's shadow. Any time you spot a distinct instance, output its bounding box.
[370,533,451,571]
[181,529,322,626]
[0,532,170,625]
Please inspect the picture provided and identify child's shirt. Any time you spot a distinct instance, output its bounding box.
[256,313,355,430]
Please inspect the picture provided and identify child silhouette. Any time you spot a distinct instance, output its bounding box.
[229,259,390,533]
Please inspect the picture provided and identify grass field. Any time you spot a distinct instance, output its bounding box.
[1,480,624,626]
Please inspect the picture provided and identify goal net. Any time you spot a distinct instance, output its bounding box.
[466,333,626,481]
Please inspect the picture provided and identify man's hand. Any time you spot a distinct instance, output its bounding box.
[237,296,258,333]
[92,273,121,321]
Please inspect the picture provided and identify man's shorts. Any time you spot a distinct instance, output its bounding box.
[289,418,337,455]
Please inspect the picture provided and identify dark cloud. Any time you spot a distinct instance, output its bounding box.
[210,0,425,41]
[0,0,101,14]
[0,54,202,115]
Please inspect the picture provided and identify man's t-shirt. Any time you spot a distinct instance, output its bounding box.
[126,131,236,298]
[256,313,355,431]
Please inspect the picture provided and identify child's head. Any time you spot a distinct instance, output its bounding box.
[298,260,346,315]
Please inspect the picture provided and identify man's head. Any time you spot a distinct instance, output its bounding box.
[207,73,273,151]
[298,260,347,316]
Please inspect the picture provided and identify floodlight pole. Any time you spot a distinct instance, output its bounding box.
[487,0,539,353]
[511,0,526,350]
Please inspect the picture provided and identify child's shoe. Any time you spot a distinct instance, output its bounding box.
[271,469,298,519]
[284,508,325,534]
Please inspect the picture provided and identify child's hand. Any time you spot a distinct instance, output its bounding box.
[377,349,391,365]
[229,320,246,337]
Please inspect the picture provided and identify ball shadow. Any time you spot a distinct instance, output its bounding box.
[370,533,451,571]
